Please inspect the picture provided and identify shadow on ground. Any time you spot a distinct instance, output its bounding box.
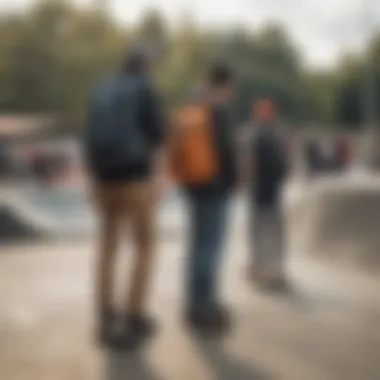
[105,352,163,380]
[193,338,272,380]
[104,337,272,380]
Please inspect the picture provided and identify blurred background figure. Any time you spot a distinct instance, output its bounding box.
[303,129,353,178]
[0,139,12,178]
[246,99,290,291]
[333,132,353,173]
[303,130,325,178]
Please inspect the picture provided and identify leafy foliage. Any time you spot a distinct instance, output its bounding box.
[0,1,378,129]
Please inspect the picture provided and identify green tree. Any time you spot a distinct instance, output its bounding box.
[0,1,377,131]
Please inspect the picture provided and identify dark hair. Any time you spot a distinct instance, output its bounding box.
[123,54,147,73]
[208,64,233,87]
[122,43,154,74]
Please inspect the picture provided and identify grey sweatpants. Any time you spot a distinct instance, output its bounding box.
[251,202,285,277]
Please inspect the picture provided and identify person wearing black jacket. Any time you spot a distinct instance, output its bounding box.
[87,45,166,351]
[184,65,237,336]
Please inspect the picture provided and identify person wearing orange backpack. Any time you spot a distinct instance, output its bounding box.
[168,64,237,336]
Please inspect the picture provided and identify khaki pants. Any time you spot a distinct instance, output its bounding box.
[93,181,156,315]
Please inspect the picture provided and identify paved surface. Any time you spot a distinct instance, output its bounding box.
[0,209,380,380]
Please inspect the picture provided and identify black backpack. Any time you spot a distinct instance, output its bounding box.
[83,75,148,173]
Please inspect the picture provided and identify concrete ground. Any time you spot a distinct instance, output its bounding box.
[0,209,380,380]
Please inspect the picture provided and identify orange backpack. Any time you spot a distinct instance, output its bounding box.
[167,103,220,186]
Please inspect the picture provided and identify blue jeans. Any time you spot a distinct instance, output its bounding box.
[187,193,229,308]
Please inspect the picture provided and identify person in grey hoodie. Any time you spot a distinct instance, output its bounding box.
[246,100,290,291]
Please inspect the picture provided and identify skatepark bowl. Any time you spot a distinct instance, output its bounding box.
[0,175,380,380]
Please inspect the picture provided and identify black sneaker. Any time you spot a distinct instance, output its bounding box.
[185,304,231,337]
[113,315,157,351]
[211,304,231,333]
[265,275,290,294]
[128,315,157,340]
[96,309,118,349]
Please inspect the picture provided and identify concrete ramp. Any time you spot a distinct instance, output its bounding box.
[0,185,95,242]
[0,206,41,242]
[0,185,186,243]
[288,176,380,272]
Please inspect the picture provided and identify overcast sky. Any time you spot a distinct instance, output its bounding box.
[1,0,380,68]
